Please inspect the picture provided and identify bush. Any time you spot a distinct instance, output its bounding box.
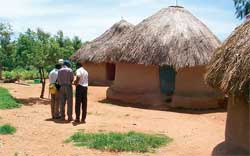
[0,124,16,135]
[3,68,48,80]
[65,131,173,152]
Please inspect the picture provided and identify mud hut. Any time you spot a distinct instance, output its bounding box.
[106,6,222,108]
[71,20,134,85]
[206,21,250,154]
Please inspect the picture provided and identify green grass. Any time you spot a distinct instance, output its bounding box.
[65,131,172,152]
[0,124,16,135]
[0,87,21,109]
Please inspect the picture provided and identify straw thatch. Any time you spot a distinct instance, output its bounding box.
[107,6,220,69]
[206,21,250,95]
[71,20,134,63]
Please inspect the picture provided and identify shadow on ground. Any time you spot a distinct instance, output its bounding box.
[17,98,50,106]
[212,141,249,156]
[45,118,85,126]
[45,118,71,124]
[99,98,226,115]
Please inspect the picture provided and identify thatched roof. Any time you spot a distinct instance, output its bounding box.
[205,21,250,95]
[71,20,134,63]
[107,6,220,68]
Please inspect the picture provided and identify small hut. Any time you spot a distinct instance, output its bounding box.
[71,20,134,85]
[206,21,250,154]
[106,6,222,108]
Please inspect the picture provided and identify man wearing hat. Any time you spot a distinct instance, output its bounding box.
[58,59,64,65]
[57,60,74,121]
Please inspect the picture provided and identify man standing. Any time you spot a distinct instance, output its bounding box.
[74,62,88,123]
[57,60,74,121]
[48,64,61,119]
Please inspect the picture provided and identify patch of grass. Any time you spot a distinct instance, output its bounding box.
[0,124,16,135]
[66,131,172,152]
[0,87,21,109]
[26,81,37,85]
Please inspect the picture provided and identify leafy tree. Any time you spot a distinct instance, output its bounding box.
[0,23,16,79]
[1,24,83,98]
[72,36,82,51]
[55,30,65,48]
[54,30,77,60]
[16,28,54,98]
[234,0,250,19]
[15,29,37,68]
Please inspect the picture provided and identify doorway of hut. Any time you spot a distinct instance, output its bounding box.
[159,66,176,102]
[106,63,116,81]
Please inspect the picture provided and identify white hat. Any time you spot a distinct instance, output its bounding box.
[58,59,64,64]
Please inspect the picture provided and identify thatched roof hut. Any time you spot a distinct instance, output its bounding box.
[108,6,220,68]
[206,21,249,154]
[107,6,222,108]
[206,21,250,96]
[71,20,134,85]
[71,20,134,63]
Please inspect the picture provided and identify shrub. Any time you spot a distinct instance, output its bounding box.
[0,124,16,135]
[3,69,47,80]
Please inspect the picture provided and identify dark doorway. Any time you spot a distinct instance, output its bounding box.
[159,66,176,95]
[106,63,116,81]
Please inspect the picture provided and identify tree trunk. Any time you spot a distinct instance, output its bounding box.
[39,67,46,98]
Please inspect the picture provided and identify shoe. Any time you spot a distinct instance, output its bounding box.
[81,119,86,124]
[74,119,80,123]
[54,116,61,119]
[60,117,65,121]
[68,117,73,122]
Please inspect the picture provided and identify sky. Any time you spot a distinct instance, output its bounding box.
[0,0,243,42]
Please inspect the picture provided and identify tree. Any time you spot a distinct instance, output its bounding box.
[0,23,15,79]
[72,36,82,51]
[234,0,250,19]
[16,28,57,98]
[15,29,37,68]
[54,30,76,59]
[8,26,83,98]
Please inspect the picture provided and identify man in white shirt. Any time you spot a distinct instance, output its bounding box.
[49,64,61,119]
[74,62,88,123]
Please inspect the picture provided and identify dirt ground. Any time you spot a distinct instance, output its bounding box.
[0,83,227,156]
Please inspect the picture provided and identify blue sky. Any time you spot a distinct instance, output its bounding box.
[0,0,243,42]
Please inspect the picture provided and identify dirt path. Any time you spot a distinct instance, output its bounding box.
[0,83,226,156]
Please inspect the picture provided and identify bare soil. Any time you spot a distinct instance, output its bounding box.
[0,83,226,156]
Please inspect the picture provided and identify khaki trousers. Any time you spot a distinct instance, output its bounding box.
[59,85,73,119]
[51,92,60,118]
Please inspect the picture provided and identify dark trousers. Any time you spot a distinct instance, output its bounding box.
[75,85,88,121]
